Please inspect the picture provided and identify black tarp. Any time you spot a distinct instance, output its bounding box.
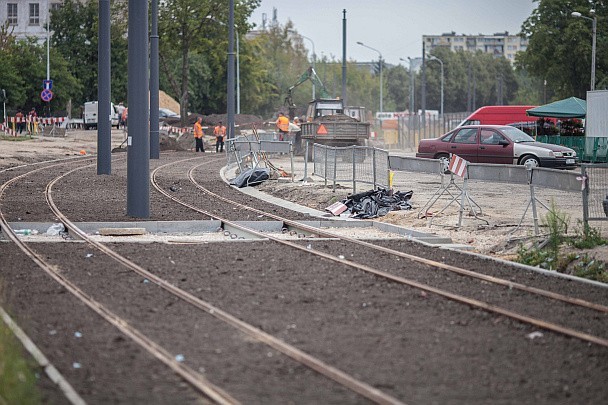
[230,168,270,188]
[343,188,413,219]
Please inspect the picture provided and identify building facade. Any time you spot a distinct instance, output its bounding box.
[423,31,528,63]
[0,0,62,43]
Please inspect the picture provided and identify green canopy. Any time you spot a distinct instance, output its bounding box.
[526,97,587,118]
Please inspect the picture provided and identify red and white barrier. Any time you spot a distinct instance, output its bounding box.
[448,154,468,177]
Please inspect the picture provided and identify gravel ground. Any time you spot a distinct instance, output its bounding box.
[1,134,607,403]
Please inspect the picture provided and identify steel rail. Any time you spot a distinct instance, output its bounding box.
[185,163,608,314]
[47,160,403,405]
[0,159,238,405]
[155,160,608,347]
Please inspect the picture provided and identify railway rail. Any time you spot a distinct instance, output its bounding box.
[1,153,606,403]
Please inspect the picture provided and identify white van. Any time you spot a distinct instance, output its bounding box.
[83,101,119,130]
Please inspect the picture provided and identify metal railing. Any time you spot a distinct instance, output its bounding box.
[582,163,608,223]
[391,113,467,150]
[312,143,390,193]
[226,136,294,181]
[537,136,608,163]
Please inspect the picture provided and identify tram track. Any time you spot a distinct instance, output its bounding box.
[2,156,401,404]
[150,157,608,347]
[2,153,607,403]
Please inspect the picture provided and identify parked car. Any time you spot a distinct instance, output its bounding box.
[416,125,577,169]
[159,108,180,120]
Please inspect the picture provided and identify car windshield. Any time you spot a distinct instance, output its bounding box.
[501,127,535,143]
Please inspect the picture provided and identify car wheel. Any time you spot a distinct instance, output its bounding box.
[519,155,540,168]
[436,153,451,174]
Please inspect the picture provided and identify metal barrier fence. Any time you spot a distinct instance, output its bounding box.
[537,135,608,163]
[389,155,588,230]
[394,112,467,150]
[226,137,293,179]
[312,144,390,193]
[582,163,608,223]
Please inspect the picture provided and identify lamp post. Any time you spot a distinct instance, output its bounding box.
[401,57,422,114]
[357,41,383,112]
[289,30,316,99]
[427,55,444,117]
[571,10,597,91]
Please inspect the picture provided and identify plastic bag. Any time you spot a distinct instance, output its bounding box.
[46,223,65,236]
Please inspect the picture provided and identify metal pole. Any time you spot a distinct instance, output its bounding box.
[236,31,240,114]
[591,15,597,91]
[46,0,50,80]
[97,0,111,175]
[127,0,150,218]
[341,9,347,105]
[227,0,235,141]
[150,0,160,159]
[356,41,382,113]
[421,41,426,137]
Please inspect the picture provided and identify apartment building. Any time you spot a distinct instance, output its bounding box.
[423,31,528,63]
[0,0,62,43]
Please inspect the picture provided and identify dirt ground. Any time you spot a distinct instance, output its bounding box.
[1,129,607,267]
[1,138,607,403]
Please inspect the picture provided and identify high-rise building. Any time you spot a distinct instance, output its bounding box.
[423,31,528,63]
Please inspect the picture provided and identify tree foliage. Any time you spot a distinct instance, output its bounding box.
[50,0,128,111]
[518,0,607,99]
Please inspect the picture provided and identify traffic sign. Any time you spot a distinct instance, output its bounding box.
[43,80,53,90]
[41,89,53,102]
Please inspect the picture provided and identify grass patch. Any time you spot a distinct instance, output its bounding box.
[0,316,41,404]
[516,205,608,282]
[0,135,32,142]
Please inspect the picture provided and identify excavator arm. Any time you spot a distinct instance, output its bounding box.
[285,67,330,118]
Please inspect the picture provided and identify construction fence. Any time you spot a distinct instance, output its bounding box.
[389,155,608,230]
[311,143,390,193]
[378,112,467,150]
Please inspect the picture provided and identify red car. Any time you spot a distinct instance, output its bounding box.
[416,125,577,169]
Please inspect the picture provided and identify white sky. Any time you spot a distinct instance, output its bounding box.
[249,0,537,66]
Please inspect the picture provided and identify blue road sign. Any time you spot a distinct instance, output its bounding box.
[41,89,53,102]
[43,80,53,90]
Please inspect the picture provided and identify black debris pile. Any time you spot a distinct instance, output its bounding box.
[230,168,270,188]
[342,188,413,219]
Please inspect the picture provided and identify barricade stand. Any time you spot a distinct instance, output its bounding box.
[428,155,487,227]
[511,163,550,236]
[417,160,461,219]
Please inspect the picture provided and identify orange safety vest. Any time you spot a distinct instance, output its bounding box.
[214,125,226,138]
[276,116,290,132]
[193,122,204,138]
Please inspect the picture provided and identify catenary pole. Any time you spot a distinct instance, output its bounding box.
[150,0,160,159]
[97,0,111,175]
[127,0,150,218]
[227,0,235,140]
[342,9,347,105]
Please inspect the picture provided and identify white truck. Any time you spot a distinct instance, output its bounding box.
[83,101,119,130]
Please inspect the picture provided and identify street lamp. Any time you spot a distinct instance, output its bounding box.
[357,41,383,112]
[289,30,316,99]
[427,55,444,117]
[400,57,421,114]
[571,9,597,91]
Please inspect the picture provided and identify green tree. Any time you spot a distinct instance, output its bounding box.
[518,0,607,99]
[50,0,128,112]
[158,0,259,123]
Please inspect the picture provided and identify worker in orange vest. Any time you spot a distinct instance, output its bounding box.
[193,117,205,152]
[213,121,226,153]
[275,112,290,141]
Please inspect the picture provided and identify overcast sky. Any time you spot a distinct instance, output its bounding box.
[249,0,537,66]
